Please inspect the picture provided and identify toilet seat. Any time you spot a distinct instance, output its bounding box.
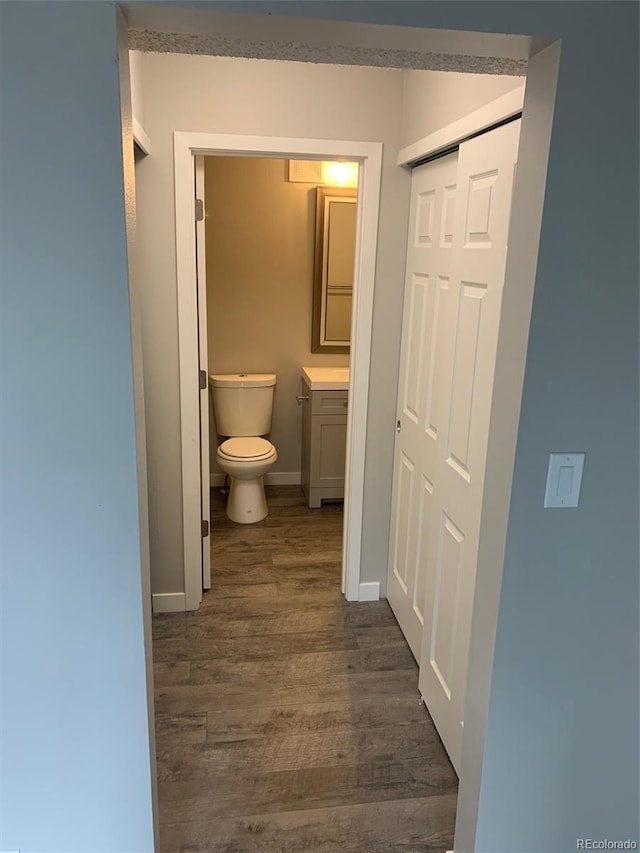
[218,437,275,461]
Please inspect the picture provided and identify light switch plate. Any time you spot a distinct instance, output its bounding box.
[544,453,585,508]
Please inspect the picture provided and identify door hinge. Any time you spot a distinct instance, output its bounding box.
[199,369,207,390]
[201,519,209,538]
[195,198,204,222]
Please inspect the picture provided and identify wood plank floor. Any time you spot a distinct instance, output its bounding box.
[153,486,457,852]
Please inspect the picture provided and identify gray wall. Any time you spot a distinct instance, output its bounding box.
[205,157,349,477]
[230,2,640,851]
[0,3,155,852]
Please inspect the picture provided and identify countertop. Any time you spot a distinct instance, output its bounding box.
[301,366,349,391]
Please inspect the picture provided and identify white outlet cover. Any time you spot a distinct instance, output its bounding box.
[544,453,585,508]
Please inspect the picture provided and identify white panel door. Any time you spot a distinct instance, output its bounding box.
[195,157,211,590]
[387,152,459,660]
[418,120,521,772]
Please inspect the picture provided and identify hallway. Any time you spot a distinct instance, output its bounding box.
[152,486,457,852]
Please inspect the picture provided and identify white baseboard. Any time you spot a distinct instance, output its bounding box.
[210,471,301,487]
[358,581,380,601]
[152,592,186,613]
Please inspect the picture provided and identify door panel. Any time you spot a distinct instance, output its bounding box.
[411,475,432,629]
[424,275,451,445]
[447,280,487,480]
[391,453,415,594]
[403,274,428,424]
[430,511,464,701]
[387,152,458,661]
[388,121,521,772]
[418,120,521,773]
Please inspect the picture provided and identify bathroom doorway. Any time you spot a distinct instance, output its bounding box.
[174,132,383,611]
[202,154,358,599]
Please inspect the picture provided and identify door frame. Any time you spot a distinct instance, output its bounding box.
[173,132,383,610]
[194,156,211,591]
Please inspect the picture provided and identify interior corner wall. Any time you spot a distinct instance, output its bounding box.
[0,4,155,852]
[134,53,410,597]
[205,156,349,479]
[400,70,524,149]
[134,50,543,600]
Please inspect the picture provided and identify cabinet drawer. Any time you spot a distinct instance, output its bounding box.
[311,389,349,416]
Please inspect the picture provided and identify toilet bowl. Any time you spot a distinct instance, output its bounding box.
[210,372,278,524]
[216,436,278,524]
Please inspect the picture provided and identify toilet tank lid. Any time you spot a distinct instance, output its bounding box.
[209,373,276,388]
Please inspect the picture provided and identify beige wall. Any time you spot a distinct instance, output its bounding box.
[401,70,525,149]
[205,156,349,476]
[133,50,523,596]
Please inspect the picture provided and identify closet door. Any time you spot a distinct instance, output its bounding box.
[418,120,521,773]
[387,152,459,661]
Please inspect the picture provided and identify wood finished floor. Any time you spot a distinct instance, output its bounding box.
[153,486,457,853]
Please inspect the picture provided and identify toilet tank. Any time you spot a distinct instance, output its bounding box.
[210,373,276,437]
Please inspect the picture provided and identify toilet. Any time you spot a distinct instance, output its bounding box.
[210,373,278,524]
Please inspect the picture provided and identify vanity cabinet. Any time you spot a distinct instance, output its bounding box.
[300,385,348,508]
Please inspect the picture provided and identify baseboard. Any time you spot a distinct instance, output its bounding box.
[152,592,186,613]
[210,471,301,487]
[267,471,301,485]
[358,581,380,602]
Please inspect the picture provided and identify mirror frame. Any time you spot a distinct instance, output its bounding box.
[311,186,357,353]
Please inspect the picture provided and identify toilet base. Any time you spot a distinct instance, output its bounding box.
[226,476,268,524]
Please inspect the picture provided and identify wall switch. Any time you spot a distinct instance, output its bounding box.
[544,453,585,508]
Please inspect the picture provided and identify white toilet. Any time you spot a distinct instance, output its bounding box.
[210,373,278,524]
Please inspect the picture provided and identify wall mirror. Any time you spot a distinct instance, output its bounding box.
[312,187,357,353]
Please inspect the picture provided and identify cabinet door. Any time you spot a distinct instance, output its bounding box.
[310,415,348,488]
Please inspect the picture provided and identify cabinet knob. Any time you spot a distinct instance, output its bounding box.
[396,419,402,433]
[296,395,310,405]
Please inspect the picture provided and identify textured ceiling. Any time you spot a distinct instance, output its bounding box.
[129,29,527,76]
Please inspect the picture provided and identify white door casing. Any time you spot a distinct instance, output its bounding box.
[388,120,521,772]
[174,133,383,610]
[195,157,211,590]
[387,151,459,661]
